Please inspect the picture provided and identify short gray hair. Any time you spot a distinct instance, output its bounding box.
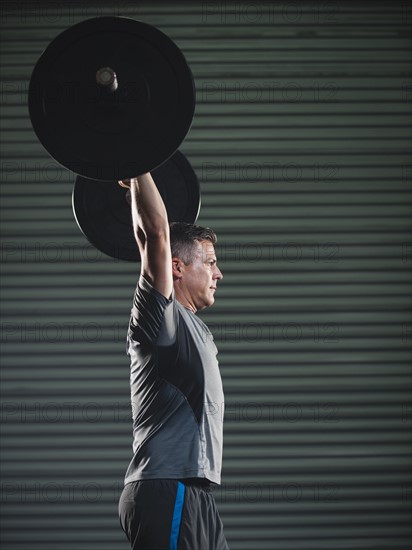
[169,222,217,264]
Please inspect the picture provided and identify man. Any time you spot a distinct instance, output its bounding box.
[118,172,229,550]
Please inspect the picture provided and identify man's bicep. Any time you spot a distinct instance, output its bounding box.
[139,233,173,300]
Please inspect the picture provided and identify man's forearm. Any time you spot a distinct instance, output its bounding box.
[129,173,169,240]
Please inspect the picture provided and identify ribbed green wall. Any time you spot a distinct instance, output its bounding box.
[1,2,411,549]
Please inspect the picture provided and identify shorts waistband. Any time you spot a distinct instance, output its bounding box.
[180,478,212,491]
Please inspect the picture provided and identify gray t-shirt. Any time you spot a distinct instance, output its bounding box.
[123,276,225,485]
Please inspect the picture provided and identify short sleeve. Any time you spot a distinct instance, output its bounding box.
[129,275,177,346]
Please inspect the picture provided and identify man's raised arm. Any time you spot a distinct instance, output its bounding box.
[123,173,173,299]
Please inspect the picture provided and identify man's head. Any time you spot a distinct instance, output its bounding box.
[170,222,223,312]
[170,222,217,264]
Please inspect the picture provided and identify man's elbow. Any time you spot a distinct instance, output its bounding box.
[145,227,169,241]
[137,221,169,243]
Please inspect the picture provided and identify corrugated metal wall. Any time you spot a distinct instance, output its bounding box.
[1,2,411,549]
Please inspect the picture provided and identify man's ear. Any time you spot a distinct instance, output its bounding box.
[172,257,183,279]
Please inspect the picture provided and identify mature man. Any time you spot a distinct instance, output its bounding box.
[118,173,229,550]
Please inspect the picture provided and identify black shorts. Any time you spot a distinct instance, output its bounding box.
[118,478,229,550]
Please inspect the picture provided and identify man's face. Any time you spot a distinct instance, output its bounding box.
[177,240,223,312]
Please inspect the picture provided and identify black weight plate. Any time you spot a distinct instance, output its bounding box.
[29,17,195,181]
[72,151,201,261]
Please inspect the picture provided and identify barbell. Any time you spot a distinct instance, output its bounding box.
[72,150,200,262]
[28,16,201,260]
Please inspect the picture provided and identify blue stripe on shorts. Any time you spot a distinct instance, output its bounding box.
[170,481,185,550]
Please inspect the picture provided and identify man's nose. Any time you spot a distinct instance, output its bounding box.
[214,267,223,280]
